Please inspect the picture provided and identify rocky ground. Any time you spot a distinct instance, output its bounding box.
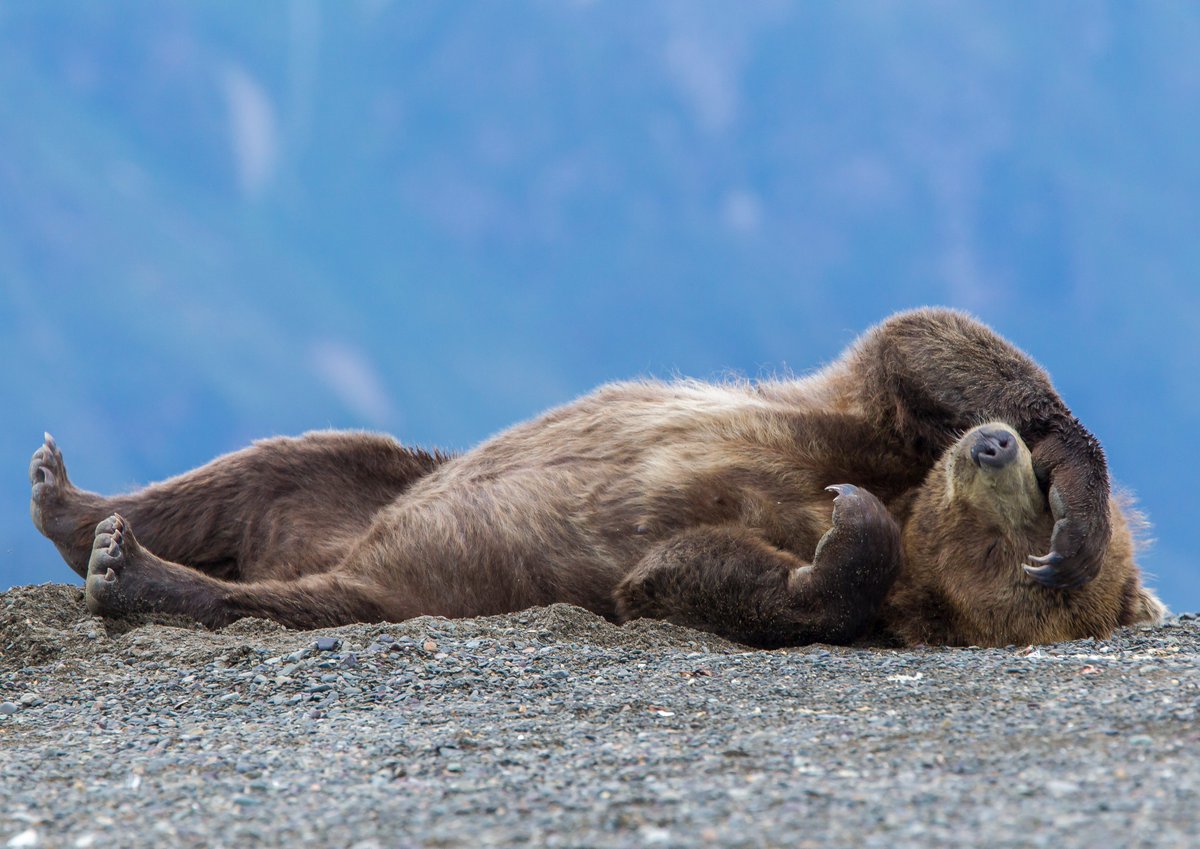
[1,583,1198,849]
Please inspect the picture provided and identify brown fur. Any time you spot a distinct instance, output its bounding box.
[28,308,1165,646]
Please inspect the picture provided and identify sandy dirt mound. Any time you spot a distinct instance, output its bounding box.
[1,582,738,670]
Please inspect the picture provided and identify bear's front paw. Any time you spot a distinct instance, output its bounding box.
[814,484,902,589]
[1023,484,1106,590]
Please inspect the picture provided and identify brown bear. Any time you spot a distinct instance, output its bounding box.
[28,308,1164,647]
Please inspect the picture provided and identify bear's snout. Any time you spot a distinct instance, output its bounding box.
[969,426,1019,470]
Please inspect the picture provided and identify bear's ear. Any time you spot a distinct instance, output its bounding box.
[1131,587,1168,626]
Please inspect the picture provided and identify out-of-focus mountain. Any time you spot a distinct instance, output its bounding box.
[2,2,1197,607]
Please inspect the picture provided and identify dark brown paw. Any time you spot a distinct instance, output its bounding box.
[85,514,134,615]
[1023,485,1103,590]
[1025,430,1110,590]
[816,484,902,589]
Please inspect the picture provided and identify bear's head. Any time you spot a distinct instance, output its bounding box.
[882,422,1166,646]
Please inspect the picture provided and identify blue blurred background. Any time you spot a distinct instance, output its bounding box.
[2,2,1197,609]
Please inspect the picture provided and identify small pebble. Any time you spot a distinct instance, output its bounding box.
[6,829,39,848]
[1044,780,1080,797]
[0,702,19,716]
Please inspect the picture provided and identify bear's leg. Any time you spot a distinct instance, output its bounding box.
[613,485,902,647]
[30,432,447,581]
[85,514,387,629]
[848,308,1110,590]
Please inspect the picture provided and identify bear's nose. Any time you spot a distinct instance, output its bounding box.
[970,426,1019,470]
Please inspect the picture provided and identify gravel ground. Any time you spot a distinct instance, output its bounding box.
[1,583,1198,849]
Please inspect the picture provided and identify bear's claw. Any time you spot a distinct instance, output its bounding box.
[1018,472,1104,591]
[1022,492,1099,590]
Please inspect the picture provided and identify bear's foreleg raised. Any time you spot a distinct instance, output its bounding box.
[847,308,1110,590]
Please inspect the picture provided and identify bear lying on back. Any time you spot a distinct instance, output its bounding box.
[29,308,1165,647]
